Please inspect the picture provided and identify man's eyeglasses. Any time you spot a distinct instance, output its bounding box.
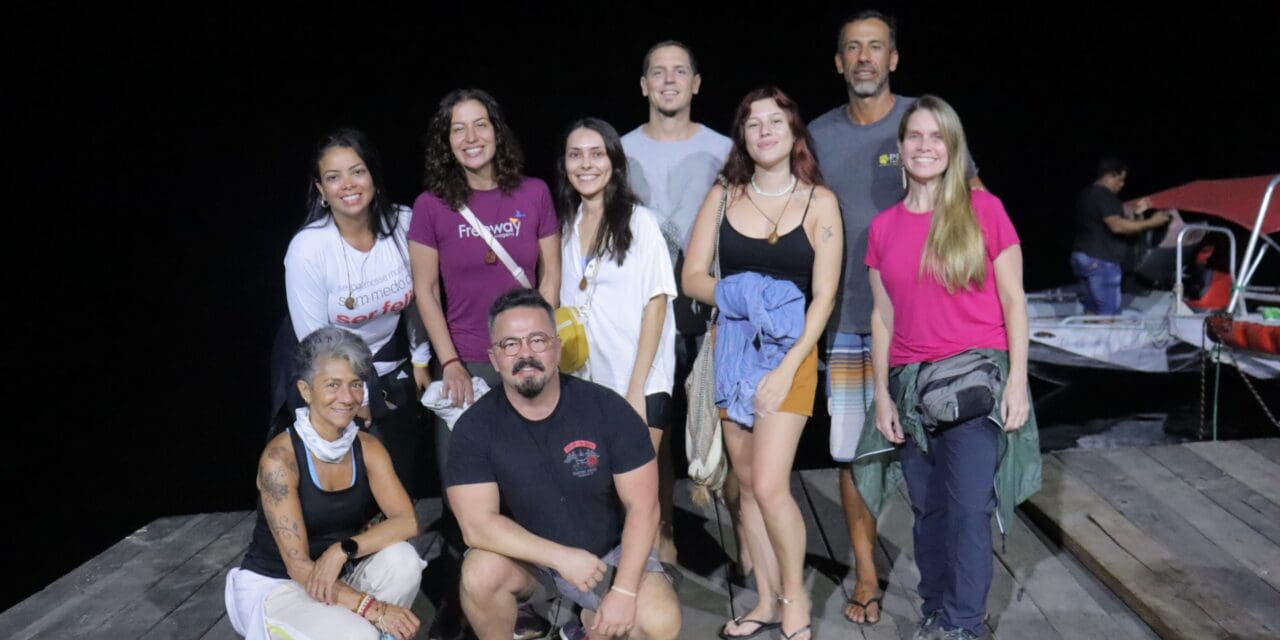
[491,332,556,357]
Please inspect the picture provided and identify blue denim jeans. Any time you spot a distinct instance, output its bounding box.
[900,416,1000,636]
[1069,251,1122,315]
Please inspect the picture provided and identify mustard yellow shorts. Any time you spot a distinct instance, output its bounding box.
[718,341,818,420]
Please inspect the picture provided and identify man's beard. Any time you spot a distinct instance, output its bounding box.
[512,357,548,398]
[848,70,888,98]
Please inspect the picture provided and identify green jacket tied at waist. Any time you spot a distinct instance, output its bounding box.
[851,348,1042,537]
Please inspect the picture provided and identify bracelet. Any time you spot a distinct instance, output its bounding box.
[375,604,387,629]
[610,585,637,598]
[351,592,368,613]
[356,594,375,617]
[440,356,464,371]
[412,361,429,368]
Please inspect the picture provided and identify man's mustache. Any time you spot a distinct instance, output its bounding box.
[512,357,546,375]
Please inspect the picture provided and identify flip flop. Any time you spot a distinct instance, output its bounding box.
[780,624,812,639]
[717,616,780,639]
[843,594,883,625]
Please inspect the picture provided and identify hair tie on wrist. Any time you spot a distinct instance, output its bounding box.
[441,356,463,371]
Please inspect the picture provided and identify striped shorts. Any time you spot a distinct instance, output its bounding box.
[827,332,875,462]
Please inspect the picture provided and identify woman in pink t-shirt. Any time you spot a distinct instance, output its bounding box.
[865,95,1029,639]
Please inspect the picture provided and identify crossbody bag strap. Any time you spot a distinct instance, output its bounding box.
[458,204,532,288]
[709,175,729,326]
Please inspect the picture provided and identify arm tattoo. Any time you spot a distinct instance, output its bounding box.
[267,512,302,542]
[265,443,298,474]
[258,468,290,505]
[822,225,834,242]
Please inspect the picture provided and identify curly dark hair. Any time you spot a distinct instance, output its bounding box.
[554,117,639,266]
[721,86,825,188]
[422,88,525,211]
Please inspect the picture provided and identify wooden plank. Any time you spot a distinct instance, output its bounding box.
[1248,438,1280,460]
[26,512,249,640]
[123,513,254,639]
[0,515,192,637]
[1145,443,1280,546]
[1060,450,1280,634]
[1104,447,1280,592]
[1187,440,1280,505]
[1022,456,1231,639]
[799,468,903,640]
[196,615,238,640]
[994,499,1144,638]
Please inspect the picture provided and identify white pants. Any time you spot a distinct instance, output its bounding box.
[227,541,425,640]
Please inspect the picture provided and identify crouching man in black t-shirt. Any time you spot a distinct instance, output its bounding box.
[447,288,681,640]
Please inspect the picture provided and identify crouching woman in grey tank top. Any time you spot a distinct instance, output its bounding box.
[225,327,424,640]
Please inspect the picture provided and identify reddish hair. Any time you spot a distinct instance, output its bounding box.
[721,87,824,187]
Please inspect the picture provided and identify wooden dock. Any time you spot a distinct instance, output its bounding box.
[1023,438,1280,639]
[9,439,1275,638]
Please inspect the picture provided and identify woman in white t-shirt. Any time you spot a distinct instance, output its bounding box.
[556,117,679,562]
[280,128,430,497]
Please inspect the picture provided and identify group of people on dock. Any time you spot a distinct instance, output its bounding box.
[225,10,1041,640]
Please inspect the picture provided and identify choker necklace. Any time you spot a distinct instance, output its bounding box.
[337,228,374,310]
[750,174,797,197]
[743,179,797,245]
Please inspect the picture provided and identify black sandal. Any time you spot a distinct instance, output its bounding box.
[843,594,883,625]
[717,616,780,639]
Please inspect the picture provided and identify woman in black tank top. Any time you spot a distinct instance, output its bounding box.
[682,87,843,640]
[228,327,422,640]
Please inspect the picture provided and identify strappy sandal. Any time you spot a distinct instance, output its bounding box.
[843,594,883,625]
[716,616,780,639]
[780,624,812,640]
[777,594,813,640]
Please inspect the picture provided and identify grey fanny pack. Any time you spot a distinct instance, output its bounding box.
[916,350,1002,431]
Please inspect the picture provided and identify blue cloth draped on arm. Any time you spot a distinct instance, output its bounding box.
[713,273,806,426]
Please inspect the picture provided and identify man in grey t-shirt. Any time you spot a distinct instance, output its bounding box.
[621,39,731,569]
[809,11,984,627]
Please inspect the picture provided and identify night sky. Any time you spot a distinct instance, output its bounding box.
[6,2,1277,609]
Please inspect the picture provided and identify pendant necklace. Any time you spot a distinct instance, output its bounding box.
[338,228,374,310]
[750,173,797,197]
[744,179,797,245]
[577,204,603,290]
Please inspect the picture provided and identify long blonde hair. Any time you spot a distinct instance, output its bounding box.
[900,95,985,292]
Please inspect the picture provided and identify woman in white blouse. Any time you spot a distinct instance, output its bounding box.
[556,117,679,562]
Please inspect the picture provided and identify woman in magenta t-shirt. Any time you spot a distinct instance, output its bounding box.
[408,89,561,402]
[407,88,560,639]
[866,96,1030,638]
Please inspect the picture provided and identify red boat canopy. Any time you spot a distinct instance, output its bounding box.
[1137,175,1279,234]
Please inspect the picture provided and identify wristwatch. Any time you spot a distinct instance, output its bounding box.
[340,537,359,560]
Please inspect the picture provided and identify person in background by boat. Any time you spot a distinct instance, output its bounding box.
[684,87,842,640]
[621,39,733,569]
[277,128,431,498]
[1070,156,1172,315]
[226,327,423,640]
[449,289,680,640]
[808,11,986,624]
[556,117,679,562]
[409,87,560,640]
[864,95,1036,640]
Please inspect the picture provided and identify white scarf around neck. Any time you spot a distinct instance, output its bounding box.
[292,407,359,463]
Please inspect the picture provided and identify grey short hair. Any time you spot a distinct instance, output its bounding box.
[294,326,373,384]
